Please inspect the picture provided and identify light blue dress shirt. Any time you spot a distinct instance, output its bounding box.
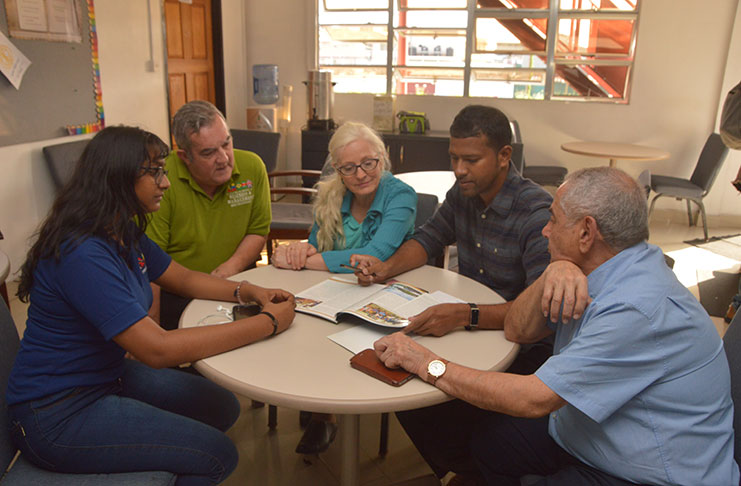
[535,242,739,486]
[308,172,417,273]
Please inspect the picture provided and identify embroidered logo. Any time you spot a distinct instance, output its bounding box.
[227,179,255,207]
[137,253,148,274]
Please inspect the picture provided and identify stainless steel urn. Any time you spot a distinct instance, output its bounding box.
[304,70,335,130]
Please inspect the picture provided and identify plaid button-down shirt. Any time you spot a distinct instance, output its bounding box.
[414,164,552,301]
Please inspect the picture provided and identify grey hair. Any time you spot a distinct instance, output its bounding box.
[559,167,649,251]
[171,100,226,154]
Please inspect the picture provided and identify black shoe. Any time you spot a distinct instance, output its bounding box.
[295,419,338,454]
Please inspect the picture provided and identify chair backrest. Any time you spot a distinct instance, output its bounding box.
[0,301,21,472]
[415,193,438,229]
[42,139,89,193]
[511,142,525,174]
[231,129,281,173]
[689,133,730,195]
[509,119,523,144]
[723,311,741,466]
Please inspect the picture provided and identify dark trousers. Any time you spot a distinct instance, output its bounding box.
[160,289,192,331]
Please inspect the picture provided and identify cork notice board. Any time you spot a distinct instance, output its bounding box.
[0,0,103,147]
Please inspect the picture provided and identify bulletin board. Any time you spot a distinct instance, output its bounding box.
[0,0,103,147]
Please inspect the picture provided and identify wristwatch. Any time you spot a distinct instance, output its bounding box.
[426,358,449,385]
[465,303,479,330]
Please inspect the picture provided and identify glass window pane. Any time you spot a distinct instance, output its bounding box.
[475,18,547,53]
[559,0,637,12]
[406,0,467,8]
[322,66,388,94]
[471,52,546,69]
[469,69,546,99]
[319,9,388,25]
[323,0,389,10]
[477,0,550,8]
[397,29,466,67]
[399,10,468,28]
[319,26,388,66]
[556,18,635,56]
[392,67,464,96]
[552,63,630,100]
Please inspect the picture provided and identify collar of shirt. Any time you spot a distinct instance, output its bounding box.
[340,171,392,218]
[586,241,652,298]
[477,163,521,218]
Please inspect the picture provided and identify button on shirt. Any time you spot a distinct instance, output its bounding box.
[535,242,739,485]
[413,164,552,301]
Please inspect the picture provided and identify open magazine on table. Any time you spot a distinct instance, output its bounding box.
[295,276,463,328]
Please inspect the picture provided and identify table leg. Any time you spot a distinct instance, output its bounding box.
[339,414,360,486]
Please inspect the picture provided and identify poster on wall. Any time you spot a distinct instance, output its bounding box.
[0,29,31,88]
[4,0,82,43]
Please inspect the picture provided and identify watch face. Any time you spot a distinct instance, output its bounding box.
[428,360,446,377]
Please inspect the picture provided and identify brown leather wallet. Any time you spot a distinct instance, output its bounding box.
[350,348,415,386]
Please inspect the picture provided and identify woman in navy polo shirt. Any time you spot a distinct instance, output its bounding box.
[6,126,295,485]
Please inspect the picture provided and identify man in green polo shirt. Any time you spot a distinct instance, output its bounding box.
[147,100,271,329]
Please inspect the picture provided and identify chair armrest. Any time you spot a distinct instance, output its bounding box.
[270,187,317,196]
[268,170,323,179]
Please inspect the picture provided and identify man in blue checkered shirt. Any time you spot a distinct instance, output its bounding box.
[353,105,552,358]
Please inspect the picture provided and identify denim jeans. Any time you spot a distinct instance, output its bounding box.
[8,359,241,486]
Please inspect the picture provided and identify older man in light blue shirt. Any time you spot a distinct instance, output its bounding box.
[373,167,738,485]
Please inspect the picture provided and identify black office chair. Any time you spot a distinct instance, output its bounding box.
[42,139,90,193]
[510,120,567,187]
[231,128,280,173]
[647,133,730,241]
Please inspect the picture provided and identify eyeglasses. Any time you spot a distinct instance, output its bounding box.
[141,166,169,185]
[335,158,380,176]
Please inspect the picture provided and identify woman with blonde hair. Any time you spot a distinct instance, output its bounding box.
[273,121,417,273]
[272,122,417,454]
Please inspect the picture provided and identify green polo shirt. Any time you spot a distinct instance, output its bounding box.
[146,149,271,273]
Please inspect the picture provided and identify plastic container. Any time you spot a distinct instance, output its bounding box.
[253,64,279,105]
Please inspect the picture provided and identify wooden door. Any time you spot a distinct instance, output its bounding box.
[164,0,216,128]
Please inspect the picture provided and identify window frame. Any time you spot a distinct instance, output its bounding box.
[316,0,641,103]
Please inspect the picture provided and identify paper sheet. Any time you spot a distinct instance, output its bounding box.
[0,31,31,89]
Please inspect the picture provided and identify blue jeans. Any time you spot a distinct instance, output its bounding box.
[8,359,240,486]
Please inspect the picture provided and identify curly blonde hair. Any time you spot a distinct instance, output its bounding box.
[313,122,392,252]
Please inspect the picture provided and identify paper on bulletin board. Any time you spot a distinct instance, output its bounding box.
[0,30,31,89]
[4,0,82,43]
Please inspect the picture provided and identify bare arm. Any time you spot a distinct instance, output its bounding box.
[212,234,267,278]
[375,333,565,417]
[402,301,513,337]
[351,238,429,285]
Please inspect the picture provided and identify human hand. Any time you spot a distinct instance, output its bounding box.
[403,303,469,337]
[248,284,295,307]
[373,332,435,377]
[540,260,590,323]
[262,297,296,335]
[284,241,317,270]
[350,254,390,286]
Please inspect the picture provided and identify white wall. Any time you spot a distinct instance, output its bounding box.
[2,0,740,276]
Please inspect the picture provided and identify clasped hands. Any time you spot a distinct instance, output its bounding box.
[272,241,317,270]
[236,281,296,333]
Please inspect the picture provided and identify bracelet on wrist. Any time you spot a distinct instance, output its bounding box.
[234,280,248,305]
[259,311,278,336]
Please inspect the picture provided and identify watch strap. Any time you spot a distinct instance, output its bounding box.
[465,303,479,330]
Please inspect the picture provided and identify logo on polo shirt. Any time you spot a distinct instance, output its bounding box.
[137,253,147,273]
[227,179,255,207]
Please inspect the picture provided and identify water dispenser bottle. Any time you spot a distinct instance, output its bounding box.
[252,64,279,105]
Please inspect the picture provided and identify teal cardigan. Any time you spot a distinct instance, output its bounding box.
[308,172,417,273]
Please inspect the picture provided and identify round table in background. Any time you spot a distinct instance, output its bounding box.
[561,141,670,168]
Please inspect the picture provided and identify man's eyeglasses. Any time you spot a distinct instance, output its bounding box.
[142,166,169,185]
[335,158,380,177]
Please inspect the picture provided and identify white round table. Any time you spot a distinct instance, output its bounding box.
[180,265,518,486]
[561,141,670,168]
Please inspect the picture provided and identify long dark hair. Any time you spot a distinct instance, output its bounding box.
[17,126,169,302]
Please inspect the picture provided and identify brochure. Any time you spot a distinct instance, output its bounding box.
[295,276,463,328]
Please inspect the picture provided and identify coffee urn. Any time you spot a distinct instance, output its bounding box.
[304,70,335,130]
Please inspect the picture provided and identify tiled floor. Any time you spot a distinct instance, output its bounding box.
[4,208,740,485]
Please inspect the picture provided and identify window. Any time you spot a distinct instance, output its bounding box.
[317,0,640,102]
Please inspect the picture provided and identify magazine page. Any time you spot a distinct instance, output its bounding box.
[295,277,386,322]
[337,283,469,328]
